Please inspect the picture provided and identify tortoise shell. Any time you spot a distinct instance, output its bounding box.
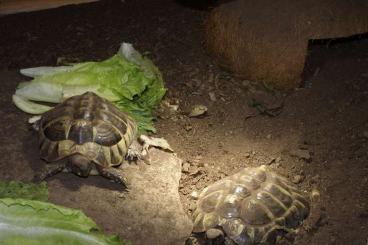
[38,92,137,167]
[192,165,310,244]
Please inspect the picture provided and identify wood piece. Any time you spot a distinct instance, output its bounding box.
[0,0,99,15]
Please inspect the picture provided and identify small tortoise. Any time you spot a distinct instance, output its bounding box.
[189,165,310,244]
[35,92,145,186]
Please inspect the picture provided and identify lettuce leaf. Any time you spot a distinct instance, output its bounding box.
[12,43,166,132]
[0,198,124,245]
[0,181,48,201]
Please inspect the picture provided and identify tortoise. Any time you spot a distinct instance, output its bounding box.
[188,165,310,245]
[34,91,145,186]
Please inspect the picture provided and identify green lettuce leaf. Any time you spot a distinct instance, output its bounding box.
[0,198,124,245]
[0,181,48,201]
[13,43,166,132]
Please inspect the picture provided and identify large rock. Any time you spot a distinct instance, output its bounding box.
[117,149,194,245]
[205,0,368,89]
[48,148,193,245]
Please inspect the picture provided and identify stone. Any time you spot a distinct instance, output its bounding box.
[311,189,321,202]
[209,92,217,102]
[188,105,208,117]
[190,191,199,200]
[49,148,193,245]
[116,149,193,244]
[182,162,191,173]
[292,174,304,184]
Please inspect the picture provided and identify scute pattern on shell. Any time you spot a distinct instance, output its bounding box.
[39,92,137,167]
[192,166,310,244]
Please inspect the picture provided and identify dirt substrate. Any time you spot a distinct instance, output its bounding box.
[0,0,367,244]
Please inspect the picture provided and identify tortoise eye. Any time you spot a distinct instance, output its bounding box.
[94,122,122,146]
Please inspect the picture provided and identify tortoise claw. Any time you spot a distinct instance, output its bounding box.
[97,165,129,189]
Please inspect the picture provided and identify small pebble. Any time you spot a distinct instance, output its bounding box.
[182,162,190,173]
[241,80,251,87]
[188,104,208,117]
[209,92,217,102]
[311,189,321,202]
[292,174,304,184]
[190,191,199,200]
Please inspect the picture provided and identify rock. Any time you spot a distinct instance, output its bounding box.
[190,191,199,200]
[241,80,251,88]
[292,174,304,184]
[159,100,180,119]
[188,105,208,117]
[290,149,311,161]
[311,189,321,202]
[208,92,217,102]
[182,162,191,173]
[49,148,193,245]
[118,149,192,244]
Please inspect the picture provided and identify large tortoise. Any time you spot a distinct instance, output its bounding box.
[35,91,145,186]
[189,165,310,244]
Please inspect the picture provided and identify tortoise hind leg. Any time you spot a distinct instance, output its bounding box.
[33,162,66,182]
[96,165,128,188]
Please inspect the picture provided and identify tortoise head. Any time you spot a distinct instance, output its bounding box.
[68,154,92,177]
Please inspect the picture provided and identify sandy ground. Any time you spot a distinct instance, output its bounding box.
[0,0,367,244]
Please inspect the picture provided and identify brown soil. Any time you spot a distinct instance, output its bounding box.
[0,0,367,244]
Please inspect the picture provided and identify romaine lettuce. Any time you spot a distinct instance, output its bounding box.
[0,198,124,245]
[12,43,166,132]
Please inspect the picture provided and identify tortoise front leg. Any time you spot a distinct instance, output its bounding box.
[33,162,66,182]
[96,165,128,188]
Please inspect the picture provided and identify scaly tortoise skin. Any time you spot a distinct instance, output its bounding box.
[37,91,140,186]
[191,166,310,244]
